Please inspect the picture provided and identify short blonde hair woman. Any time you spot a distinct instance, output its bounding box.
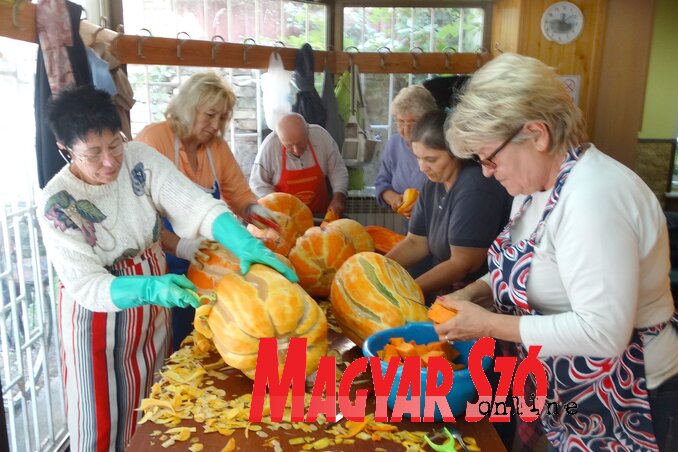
[436,53,678,451]
[375,85,438,229]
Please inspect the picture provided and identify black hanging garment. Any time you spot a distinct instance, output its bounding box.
[35,1,92,188]
[292,43,327,126]
[422,75,470,112]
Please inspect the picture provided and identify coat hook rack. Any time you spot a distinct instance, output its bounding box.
[176,31,190,61]
[273,40,285,57]
[92,16,109,44]
[410,46,424,69]
[442,46,457,71]
[323,44,335,67]
[12,0,24,29]
[243,37,256,64]
[137,28,152,59]
[344,45,359,66]
[476,47,489,68]
[211,35,225,63]
[377,46,391,70]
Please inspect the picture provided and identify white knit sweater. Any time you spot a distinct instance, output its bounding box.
[38,142,229,312]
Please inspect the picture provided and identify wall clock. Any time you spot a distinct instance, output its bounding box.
[541,1,584,45]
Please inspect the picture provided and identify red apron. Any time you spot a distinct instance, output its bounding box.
[58,241,171,452]
[274,143,330,214]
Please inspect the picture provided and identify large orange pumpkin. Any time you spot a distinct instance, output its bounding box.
[246,211,296,256]
[288,226,356,298]
[187,243,291,292]
[247,193,314,256]
[330,252,428,346]
[194,264,328,379]
[261,192,314,231]
[364,225,406,254]
[186,244,240,292]
[325,218,374,253]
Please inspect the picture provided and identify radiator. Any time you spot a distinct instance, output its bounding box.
[344,194,407,234]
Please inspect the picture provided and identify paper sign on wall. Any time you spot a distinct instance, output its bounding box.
[559,75,581,106]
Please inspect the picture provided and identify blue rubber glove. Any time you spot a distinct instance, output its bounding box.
[110,274,200,310]
[212,212,299,283]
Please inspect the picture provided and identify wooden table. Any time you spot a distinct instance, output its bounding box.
[127,331,506,451]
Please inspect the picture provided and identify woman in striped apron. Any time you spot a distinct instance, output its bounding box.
[38,85,297,451]
[434,53,678,451]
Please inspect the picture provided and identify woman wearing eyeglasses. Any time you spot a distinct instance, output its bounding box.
[385,110,511,301]
[136,71,280,349]
[38,85,297,452]
[434,53,678,451]
[375,85,438,228]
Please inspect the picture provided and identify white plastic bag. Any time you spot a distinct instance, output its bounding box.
[261,52,293,130]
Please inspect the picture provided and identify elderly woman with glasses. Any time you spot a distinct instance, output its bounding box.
[385,110,511,300]
[136,71,280,348]
[434,53,678,451]
[38,85,296,452]
[375,85,438,228]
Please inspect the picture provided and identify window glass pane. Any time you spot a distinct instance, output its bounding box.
[122,0,326,48]
[343,6,483,52]
[258,0,283,45]
[461,8,485,52]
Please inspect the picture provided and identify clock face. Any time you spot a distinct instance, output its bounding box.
[541,1,584,45]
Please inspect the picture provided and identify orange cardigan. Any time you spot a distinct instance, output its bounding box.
[135,121,256,217]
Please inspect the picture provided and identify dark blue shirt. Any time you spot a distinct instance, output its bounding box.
[409,163,512,282]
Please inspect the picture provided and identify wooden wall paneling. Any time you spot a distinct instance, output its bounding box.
[491,0,522,53]
[592,0,656,169]
[515,0,608,141]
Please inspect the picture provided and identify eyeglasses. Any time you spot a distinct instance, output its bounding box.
[471,125,524,169]
[60,132,128,165]
[395,117,418,129]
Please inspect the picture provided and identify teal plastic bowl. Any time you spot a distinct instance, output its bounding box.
[362,322,492,421]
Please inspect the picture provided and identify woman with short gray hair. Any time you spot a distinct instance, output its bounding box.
[374,85,438,227]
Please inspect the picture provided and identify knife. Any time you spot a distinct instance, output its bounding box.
[249,213,281,233]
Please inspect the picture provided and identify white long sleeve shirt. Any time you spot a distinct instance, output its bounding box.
[249,124,349,197]
[38,142,229,312]
[484,146,678,389]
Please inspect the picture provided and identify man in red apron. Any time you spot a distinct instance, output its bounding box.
[249,113,349,217]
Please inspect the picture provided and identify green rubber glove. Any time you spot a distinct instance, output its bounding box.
[110,274,200,310]
[212,212,299,283]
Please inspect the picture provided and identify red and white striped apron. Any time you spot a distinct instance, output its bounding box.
[58,241,171,452]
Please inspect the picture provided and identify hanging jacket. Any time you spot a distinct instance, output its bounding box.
[35,0,92,188]
[292,43,327,126]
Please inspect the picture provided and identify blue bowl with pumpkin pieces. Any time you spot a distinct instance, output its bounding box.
[362,322,492,421]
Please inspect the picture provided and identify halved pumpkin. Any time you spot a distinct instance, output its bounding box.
[330,252,428,346]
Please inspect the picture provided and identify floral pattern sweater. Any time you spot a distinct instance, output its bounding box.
[38,142,229,312]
